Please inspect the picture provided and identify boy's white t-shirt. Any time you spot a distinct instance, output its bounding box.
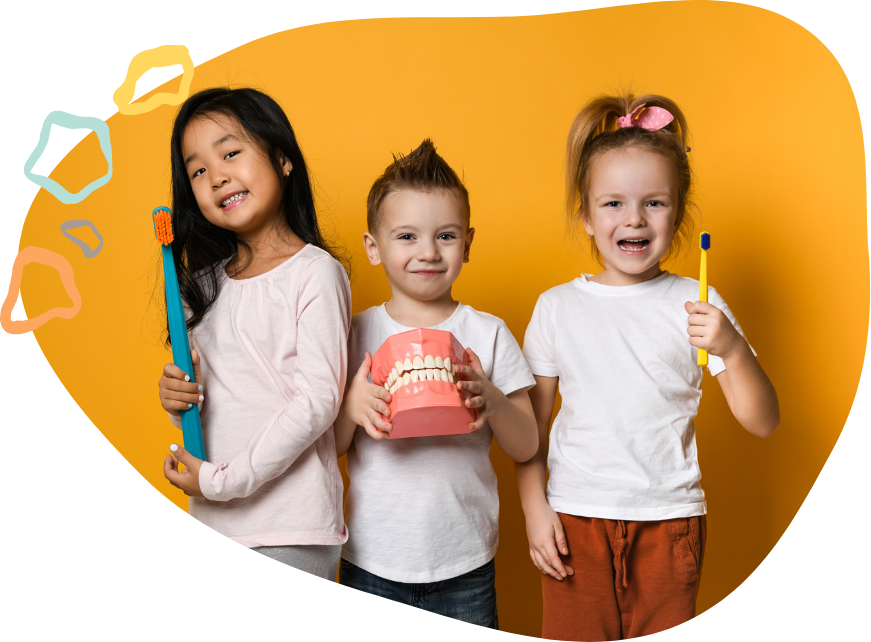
[342,303,535,583]
[523,271,755,521]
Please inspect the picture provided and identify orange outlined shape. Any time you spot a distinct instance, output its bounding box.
[112,45,194,116]
[1,247,82,334]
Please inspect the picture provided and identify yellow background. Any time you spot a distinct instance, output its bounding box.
[17,3,867,637]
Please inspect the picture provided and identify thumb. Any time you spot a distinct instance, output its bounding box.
[355,352,373,381]
[554,519,569,556]
[191,349,202,384]
[684,301,695,315]
[170,443,201,469]
[466,348,484,375]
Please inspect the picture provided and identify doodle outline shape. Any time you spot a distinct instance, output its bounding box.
[1,247,82,335]
[113,45,195,116]
[60,219,104,258]
[23,112,113,205]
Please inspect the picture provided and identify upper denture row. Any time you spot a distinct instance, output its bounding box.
[384,355,457,392]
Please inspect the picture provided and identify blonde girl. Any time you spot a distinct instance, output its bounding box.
[516,93,779,640]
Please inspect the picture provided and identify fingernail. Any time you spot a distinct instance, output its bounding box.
[170,444,178,452]
[199,395,204,402]
[187,403,192,408]
[198,385,202,391]
[184,375,190,382]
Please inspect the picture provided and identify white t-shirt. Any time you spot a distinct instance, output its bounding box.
[342,303,535,583]
[523,271,754,521]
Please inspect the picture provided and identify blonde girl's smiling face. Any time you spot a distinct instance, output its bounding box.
[182,114,291,241]
[364,189,474,305]
[583,147,679,286]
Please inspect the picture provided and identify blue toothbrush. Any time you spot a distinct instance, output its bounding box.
[153,206,205,460]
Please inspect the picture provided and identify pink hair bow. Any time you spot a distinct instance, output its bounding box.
[617,104,674,130]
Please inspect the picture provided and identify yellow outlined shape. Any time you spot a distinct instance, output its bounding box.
[113,45,194,116]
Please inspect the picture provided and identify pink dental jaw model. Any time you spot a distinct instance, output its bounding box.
[370,328,477,439]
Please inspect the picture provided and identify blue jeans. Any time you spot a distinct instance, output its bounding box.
[339,558,499,629]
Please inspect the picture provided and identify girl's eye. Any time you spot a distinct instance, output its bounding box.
[224,151,240,160]
[192,168,205,178]
[605,201,622,208]
[647,200,664,207]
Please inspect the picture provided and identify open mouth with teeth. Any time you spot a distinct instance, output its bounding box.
[371,328,476,438]
[221,191,248,208]
[617,238,651,253]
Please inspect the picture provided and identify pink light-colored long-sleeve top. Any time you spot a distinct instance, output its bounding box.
[171,245,350,547]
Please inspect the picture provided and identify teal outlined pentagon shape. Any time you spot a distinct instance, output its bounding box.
[23,111,113,205]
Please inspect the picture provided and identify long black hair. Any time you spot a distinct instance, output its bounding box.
[164,87,347,343]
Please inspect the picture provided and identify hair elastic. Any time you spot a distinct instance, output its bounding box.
[617,104,674,131]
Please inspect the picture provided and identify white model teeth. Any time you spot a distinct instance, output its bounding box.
[221,191,248,207]
[380,353,460,393]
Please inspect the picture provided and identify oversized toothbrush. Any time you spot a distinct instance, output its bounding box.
[697,231,711,367]
[153,206,206,460]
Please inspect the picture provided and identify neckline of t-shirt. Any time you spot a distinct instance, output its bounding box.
[220,244,314,286]
[376,301,465,332]
[574,270,672,296]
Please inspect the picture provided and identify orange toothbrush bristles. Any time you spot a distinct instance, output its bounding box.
[154,210,174,245]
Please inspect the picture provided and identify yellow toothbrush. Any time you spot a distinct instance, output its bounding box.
[698,231,711,366]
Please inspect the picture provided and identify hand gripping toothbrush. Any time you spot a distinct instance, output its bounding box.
[153,206,206,460]
[698,231,711,367]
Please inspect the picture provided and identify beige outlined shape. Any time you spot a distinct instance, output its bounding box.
[113,45,195,116]
[1,247,82,334]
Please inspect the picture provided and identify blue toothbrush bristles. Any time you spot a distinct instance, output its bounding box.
[700,232,711,250]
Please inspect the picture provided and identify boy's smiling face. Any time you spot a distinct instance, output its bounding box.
[364,189,474,305]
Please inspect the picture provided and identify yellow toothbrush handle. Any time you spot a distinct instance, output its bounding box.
[698,250,708,366]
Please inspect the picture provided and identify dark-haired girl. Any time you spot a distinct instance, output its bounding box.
[157,88,350,579]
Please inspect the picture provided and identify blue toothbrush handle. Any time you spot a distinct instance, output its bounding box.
[162,244,206,461]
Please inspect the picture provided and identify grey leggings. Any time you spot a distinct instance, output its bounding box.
[252,544,342,581]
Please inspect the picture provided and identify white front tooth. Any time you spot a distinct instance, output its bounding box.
[435,356,444,368]
[444,357,452,374]
[413,356,425,369]
[439,369,448,382]
[403,373,411,386]
[411,370,419,383]
[384,382,389,390]
[424,355,436,368]
[404,358,413,371]
[426,369,434,380]
[391,367,397,380]
[447,371,454,383]
[394,361,404,374]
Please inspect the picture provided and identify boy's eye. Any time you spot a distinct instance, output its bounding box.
[397,234,415,241]
[438,233,456,241]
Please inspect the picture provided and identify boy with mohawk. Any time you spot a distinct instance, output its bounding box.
[334,140,538,627]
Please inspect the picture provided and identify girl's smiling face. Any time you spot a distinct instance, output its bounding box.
[182,114,291,242]
[583,147,679,286]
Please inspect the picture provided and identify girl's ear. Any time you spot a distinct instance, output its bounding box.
[581,212,595,237]
[280,155,293,177]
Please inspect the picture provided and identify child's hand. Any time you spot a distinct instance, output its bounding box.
[525,500,574,581]
[685,301,745,360]
[345,352,393,440]
[163,444,204,497]
[158,349,204,417]
[455,348,504,431]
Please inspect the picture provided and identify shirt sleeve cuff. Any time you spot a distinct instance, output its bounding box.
[198,460,223,501]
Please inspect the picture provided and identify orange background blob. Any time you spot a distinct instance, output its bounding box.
[18,3,867,637]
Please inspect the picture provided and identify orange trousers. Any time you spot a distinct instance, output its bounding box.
[542,513,706,641]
